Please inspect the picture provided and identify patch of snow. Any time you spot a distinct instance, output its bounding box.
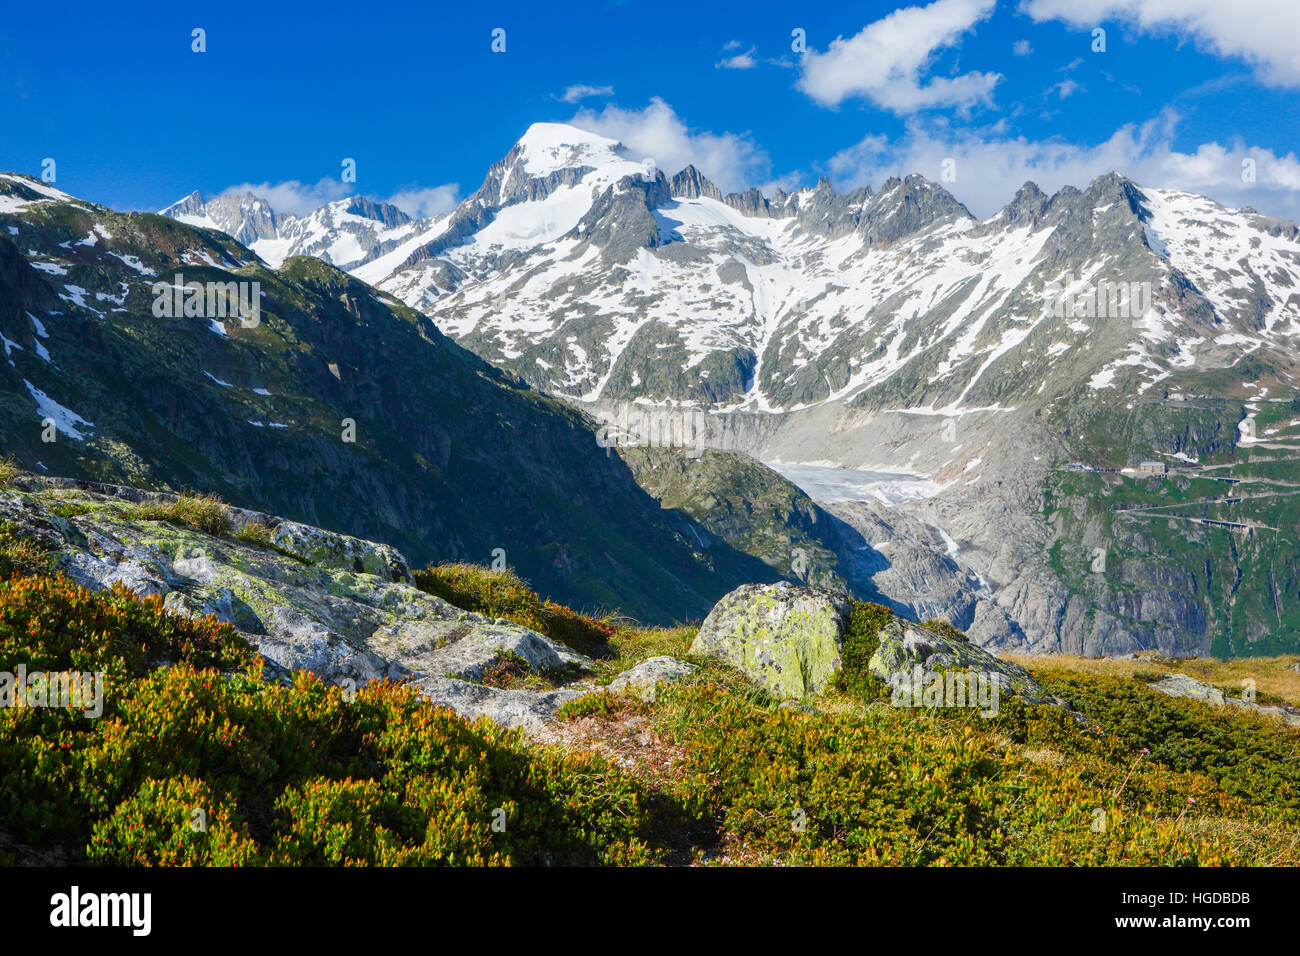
[23,380,93,439]
[108,252,156,276]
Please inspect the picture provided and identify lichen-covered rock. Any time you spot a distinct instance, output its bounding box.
[411,676,589,733]
[0,481,592,731]
[689,582,852,698]
[690,581,1045,704]
[1150,673,1228,705]
[271,520,412,582]
[164,586,240,626]
[869,619,1043,698]
[415,627,589,682]
[607,656,696,701]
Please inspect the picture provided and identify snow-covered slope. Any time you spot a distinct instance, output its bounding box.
[350,123,659,308]
[411,154,1300,416]
[160,191,419,270]
[162,125,1300,422]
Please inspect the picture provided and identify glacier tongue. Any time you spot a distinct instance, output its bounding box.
[764,461,947,507]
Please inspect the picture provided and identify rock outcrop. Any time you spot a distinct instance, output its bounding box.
[607,655,696,701]
[1148,673,1300,727]
[689,582,852,697]
[871,618,1043,698]
[1,478,594,731]
[690,582,1043,705]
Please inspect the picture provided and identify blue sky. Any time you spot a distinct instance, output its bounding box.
[3,0,1299,219]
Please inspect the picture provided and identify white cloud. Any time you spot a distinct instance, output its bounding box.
[796,0,1001,112]
[1023,0,1300,87]
[215,178,459,221]
[1013,39,1033,55]
[717,46,758,70]
[218,178,351,217]
[559,84,615,104]
[1054,79,1081,98]
[385,184,460,219]
[827,110,1300,220]
[567,97,769,192]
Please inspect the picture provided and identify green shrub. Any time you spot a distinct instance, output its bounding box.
[0,576,681,866]
[556,690,646,721]
[268,778,416,866]
[0,573,256,681]
[0,575,260,848]
[477,651,533,689]
[3,661,677,865]
[0,570,1290,867]
[0,521,52,578]
[413,563,615,656]
[50,502,92,519]
[232,521,274,548]
[835,601,893,701]
[921,619,969,643]
[1019,668,1300,820]
[359,684,667,865]
[654,675,1240,865]
[87,776,260,866]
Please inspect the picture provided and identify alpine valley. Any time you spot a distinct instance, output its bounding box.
[3,122,1298,656]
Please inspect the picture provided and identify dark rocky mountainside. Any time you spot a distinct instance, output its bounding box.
[0,173,774,623]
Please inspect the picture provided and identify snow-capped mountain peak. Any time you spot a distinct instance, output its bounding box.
[159,190,281,249]
[159,128,1300,425]
[511,122,636,177]
[159,190,419,270]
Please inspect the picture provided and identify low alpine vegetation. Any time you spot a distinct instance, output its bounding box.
[0,575,685,866]
[1,537,1295,867]
[0,521,52,578]
[647,661,1296,865]
[0,572,257,683]
[414,562,617,656]
[132,492,233,537]
[834,601,894,702]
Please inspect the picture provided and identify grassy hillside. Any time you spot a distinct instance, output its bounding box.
[5,555,1296,867]
[619,447,844,587]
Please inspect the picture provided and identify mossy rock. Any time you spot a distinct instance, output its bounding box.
[270,520,412,582]
[689,582,851,698]
[691,582,1044,704]
[869,618,1043,698]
